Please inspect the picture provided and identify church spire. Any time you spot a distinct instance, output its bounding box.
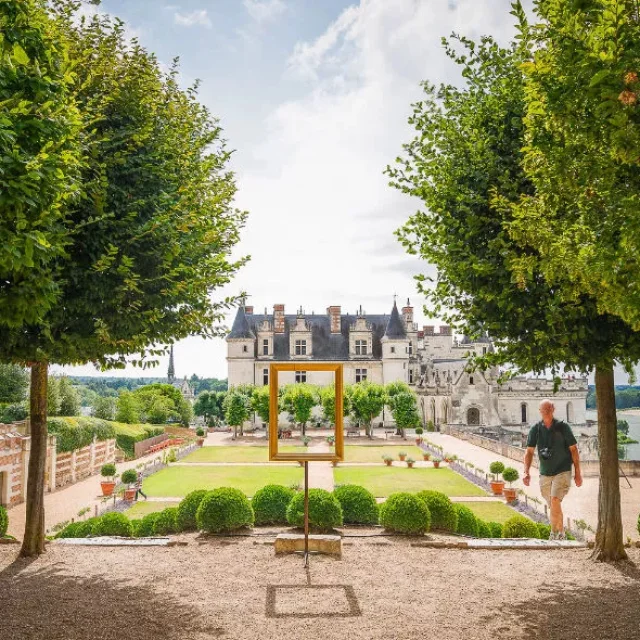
[168,345,175,383]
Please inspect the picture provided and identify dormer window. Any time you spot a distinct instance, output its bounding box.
[355,339,367,355]
[263,339,269,355]
[295,339,307,356]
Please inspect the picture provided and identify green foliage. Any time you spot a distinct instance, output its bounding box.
[252,484,296,525]
[281,384,317,433]
[637,512,640,537]
[416,490,458,532]
[349,381,386,437]
[379,492,431,535]
[153,508,180,535]
[47,376,61,416]
[132,384,192,426]
[92,512,132,537]
[502,515,539,539]
[454,504,479,537]
[57,376,80,416]
[195,427,205,437]
[116,391,140,425]
[56,521,83,539]
[617,419,630,435]
[317,384,352,423]
[502,467,519,485]
[223,389,250,437]
[136,512,161,537]
[489,461,505,479]
[333,485,379,525]
[537,523,551,540]
[129,519,143,538]
[0,403,28,423]
[0,364,28,404]
[386,390,420,436]
[286,489,343,532]
[47,417,116,453]
[121,469,137,485]
[249,386,270,425]
[195,390,226,426]
[92,396,116,421]
[487,521,503,538]
[426,420,435,432]
[477,520,491,538]
[196,488,254,533]
[112,422,164,459]
[0,506,7,537]
[177,489,209,531]
[100,463,116,479]
[414,427,423,435]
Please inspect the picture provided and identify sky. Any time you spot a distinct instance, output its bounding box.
[59,0,549,381]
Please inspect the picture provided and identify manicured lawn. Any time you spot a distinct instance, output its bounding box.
[343,445,424,463]
[180,445,307,463]
[333,467,487,497]
[142,465,303,497]
[456,501,522,524]
[125,500,179,517]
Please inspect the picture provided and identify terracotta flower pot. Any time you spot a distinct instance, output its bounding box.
[490,480,505,496]
[407,462,414,468]
[398,455,406,461]
[422,454,431,461]
[196,437,205,447]
[384,460,392,466]
[432,461,440,468]
[331,460,338,467]
[503,487,517,503]
[100,481,116,497]
[123,487,136,501]
[415,438,423,445]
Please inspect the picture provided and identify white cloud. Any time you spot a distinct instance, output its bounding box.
[243,0,286,23]
[174,10,212,28]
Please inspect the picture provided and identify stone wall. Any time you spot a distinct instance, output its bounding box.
[0,427,29,506]
[54,438,116,487]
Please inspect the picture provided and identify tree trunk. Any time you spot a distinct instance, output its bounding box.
[591,363,627,562]
[233,424,237,440]
[20,361,48,558]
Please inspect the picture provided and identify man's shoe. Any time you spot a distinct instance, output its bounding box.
[557,531,566,541]
[548,531,558,541]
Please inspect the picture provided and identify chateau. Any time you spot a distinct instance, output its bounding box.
[226,299,587,429]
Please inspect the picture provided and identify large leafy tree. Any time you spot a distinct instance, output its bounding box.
[3,6,247,557]
[223,389,250,440]
[281,384,317,436]
[385,383,419,437]
[133,383,192,426]
[349,381,385,438]
[0,364,29,404]
[317,383,352,425]
[194,390,226,427]
[387,3,640,561]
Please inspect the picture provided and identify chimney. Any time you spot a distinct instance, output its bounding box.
[423,325,435,336]
[417,330,424,339]
[327,306,341,333]
[439,325,451,336]
[245,306,253,315]
[273,304,285,333]
[401,298,413,327]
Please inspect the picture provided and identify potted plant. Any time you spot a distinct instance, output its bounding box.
[489,461,506,496]
[443,452,453,463]
[414,426,424,444]
[100,464,118,497]
[406,457,415,468]
[121,469,138,501]
[422,451,431,461]
[302,435,311,447]
[432,457,441,469]
[195,427,205,446]
[382,455,393,467]
[398,451,407,461]
[502,467,520,503]
[326,435,335,445]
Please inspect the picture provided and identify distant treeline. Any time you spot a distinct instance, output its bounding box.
[69,375,227,397]
[586,385,640,410]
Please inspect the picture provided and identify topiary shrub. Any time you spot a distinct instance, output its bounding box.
[153,507,180,535]
[121,469,138,485]
[252,484,296,525]
[454,504,479,537]
[416,490,458,532]
[502,515,539,539]
[130,519,143,537]
[0,506,7,537]
[333,485,379,525]
[136,512,162,537]
[487,521,503,538]
[92,512,132,537]
[177,489,209,531]
[196,487,254,533]
[379,492,431,535]
[537,523,552,540]
[286,489,343,532]
[101,463,117,479]
[476,519,491,538]
[57,522,84,538]
[489,461,505,480]
[502,467,519,486]
[196,427,205,437]
[75,518,99,538]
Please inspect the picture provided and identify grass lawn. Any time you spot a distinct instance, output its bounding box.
[334,467,487,498]
[456,501,523,524]
[142,465,303,497]
[125,500,179,517]
[180,446,308,463]
[343,445,424,463]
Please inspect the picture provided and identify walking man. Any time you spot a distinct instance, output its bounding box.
[523,399,582,540]
[134,471,147,501]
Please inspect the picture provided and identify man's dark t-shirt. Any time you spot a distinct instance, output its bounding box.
[526,419,577,477]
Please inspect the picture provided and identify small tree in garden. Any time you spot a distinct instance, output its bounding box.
[92,396,116,421]
[116,391,141,425]
[349,381,385,438]
[489,461,505,482]
[281,384,317,436]
[386,387,420,438]
[502,467,519,487]
[121,469,137,486]
[57,376,80,417]
[250,386,271,428]
[224,390,250,440]
[194,390,226,427]
[317,384,352,425]
[0,365,29,405]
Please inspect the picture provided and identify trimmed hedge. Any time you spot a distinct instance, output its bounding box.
[454,504,479,537]
[487,521,503,538]
[177,490,209,531]
[130,519,143,537]
[153,508,180,535]
[537,523,552,540]
[333,485,379,525]
[286,489,343,532]
[502,515,539,539]
[196,488,254,533]
[380,492,431,535]
[57,522,84,539]
[476,519,491,538]
[112,422,165,459]
[416,490,458,532]
[47,417,116,453]
[92,512,131,537]
[136,512,161,537]
[252,485,296,526]
[0,506,7,537]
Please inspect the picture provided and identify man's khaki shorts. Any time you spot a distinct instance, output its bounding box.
[539,470,572,504]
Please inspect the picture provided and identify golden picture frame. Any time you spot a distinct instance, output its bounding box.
[268,362,344,462]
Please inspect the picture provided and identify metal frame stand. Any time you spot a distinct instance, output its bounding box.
[304,461,309,568]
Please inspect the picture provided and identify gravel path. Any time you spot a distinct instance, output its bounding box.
[1,536,638,640]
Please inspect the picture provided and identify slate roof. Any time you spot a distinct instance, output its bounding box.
[227,305,411,360]
[383,302,406,339]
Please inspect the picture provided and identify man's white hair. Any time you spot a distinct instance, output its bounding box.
[539,399,555,410]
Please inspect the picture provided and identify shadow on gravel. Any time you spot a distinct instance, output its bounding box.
[488,574,640,640]
[0,556,222,640]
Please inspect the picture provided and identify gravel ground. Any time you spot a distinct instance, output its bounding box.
[1,534,639,640]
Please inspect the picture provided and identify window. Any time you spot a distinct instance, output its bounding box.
[409,369,414,384]
[408,341,413,355]
[355,368,367,383]
[469,376,474,385]
[521,403,527,423]
[482,346,487,355]
[390,346,395,354]
[242,345,248,353]
[263,369,269,386]
[263,339,269,355]
[295,371,307,383]
[355,339,367,355]
[294,339,307,356]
